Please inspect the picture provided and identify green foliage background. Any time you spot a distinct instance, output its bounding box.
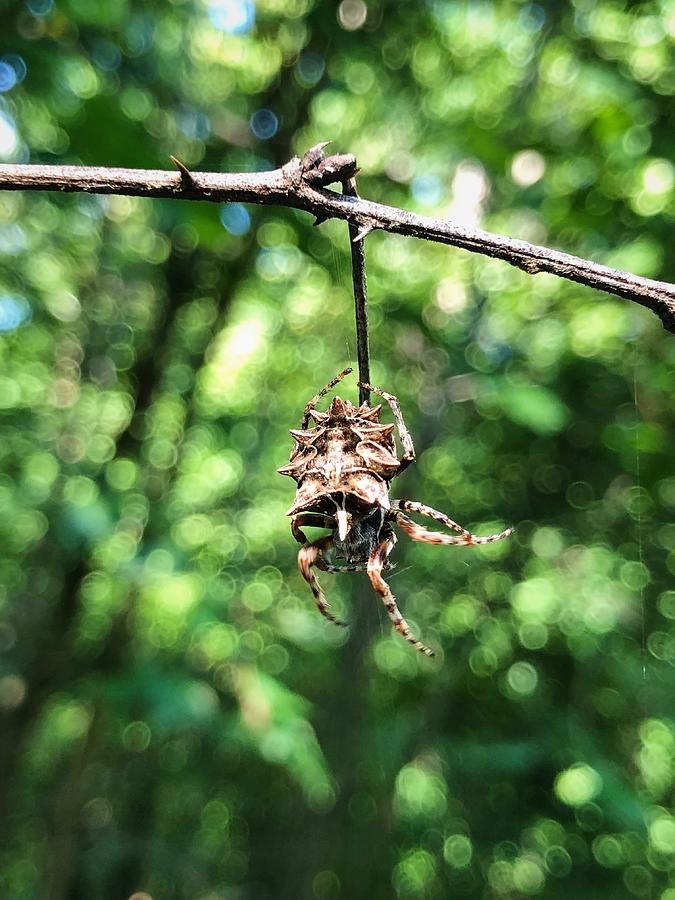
[1,0,675,898]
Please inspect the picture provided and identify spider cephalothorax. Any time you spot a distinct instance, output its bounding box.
[278,369,513,657]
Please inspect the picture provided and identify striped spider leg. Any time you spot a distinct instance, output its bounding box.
[367,526,435,657]
[296,521,370,631]
[358,381,416,472]
[297,536,350,628]
[301,367,353,429]
[392,499,514,546]
[291,512,334,544]
[292,513,368,574]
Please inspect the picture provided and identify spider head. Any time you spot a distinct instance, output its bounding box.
[332,503,387,563]
[314,489,389,561]
[327,396,352,420]
[310,396,382,425]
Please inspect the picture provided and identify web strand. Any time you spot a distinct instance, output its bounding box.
[633,344,647,681]
[343,177,371,406]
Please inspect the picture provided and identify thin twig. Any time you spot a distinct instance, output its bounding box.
[1,152,674,333]
[343,176,371,406]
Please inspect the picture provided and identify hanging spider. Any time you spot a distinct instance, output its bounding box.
[278,368,513,657]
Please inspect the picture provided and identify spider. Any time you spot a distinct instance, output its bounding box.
[278,368,513,657]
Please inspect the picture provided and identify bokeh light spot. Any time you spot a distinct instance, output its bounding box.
[620,561,650,591]
[0,62,17,92]
[554,764,602,807]
[312,869,340,900]
[393,848,438,896]
[0,295,31,332]
[4,55,27,83]
[511,149,546,187]
[592,834,624,867]
[412,174,443,206]
[394,762,447,821]
[518,622,548,650]
[512,857,545,894]
[27,0,53,14]
[0,112,19,158]
[242,581,274,612]
[106,458,138,492]
[44,290,81,323]
[649,816,675,854]
[250,108,278,140]
[531,527,563,559]
[443,834,473,869]
[642,158,674,195]
[338,0,367,30]
[544,845,571,877]
[623,866,652,897]
[506,661,538,696]
[122,721,152,752]
[449,160,490,224]
[0,675,27,710]
[220,203,251,235]
[296,51,325,87]
[91,40,122,72]
[208,0,255,35]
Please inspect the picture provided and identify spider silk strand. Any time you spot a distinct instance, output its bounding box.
[343,177,371,406]
[633,343,647,681]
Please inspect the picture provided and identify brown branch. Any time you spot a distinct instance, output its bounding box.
[1,147,674,333]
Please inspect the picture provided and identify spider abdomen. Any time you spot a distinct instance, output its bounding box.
[279,395,398,518]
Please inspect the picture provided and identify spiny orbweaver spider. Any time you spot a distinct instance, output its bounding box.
[278,369,513,657]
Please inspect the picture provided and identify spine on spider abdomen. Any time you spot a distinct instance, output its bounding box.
[279,409,401,484]
[286,469,391,519]
[278,394,407,519]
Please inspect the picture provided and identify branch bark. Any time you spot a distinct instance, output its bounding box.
[1,148,674,334]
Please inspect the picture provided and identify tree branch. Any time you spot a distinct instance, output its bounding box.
[1,146,674,334]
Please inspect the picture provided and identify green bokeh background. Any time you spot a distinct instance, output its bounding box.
[1,1,675,898]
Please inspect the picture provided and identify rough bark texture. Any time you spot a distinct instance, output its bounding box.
[1,147,674,333]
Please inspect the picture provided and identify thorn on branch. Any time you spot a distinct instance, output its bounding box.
[170,155,195,188]
[352,223,375,243]
[301,142,331,172]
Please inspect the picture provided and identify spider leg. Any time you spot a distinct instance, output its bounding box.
[357,381,416,471]
[394,504,513,546]
[392,499,475,538]
[291,512,334,544]
[367,530,434,657]
[301,367,353,428]
[297,536,348,628]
